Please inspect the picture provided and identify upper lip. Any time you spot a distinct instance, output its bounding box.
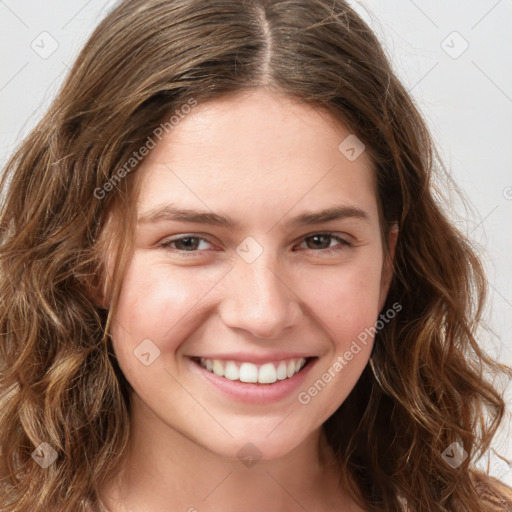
[189,352,315,364]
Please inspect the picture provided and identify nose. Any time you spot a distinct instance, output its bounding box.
[217,254,303,339]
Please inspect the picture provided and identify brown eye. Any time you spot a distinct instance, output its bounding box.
[160,236,212,253]
[305,234,332,250]
[298,233,351,253]
[174,237,200,251]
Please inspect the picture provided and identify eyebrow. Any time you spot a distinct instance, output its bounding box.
[137,204,370,228]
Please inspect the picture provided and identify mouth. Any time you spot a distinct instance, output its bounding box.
[190,356,315,385]
[187,353,318,404]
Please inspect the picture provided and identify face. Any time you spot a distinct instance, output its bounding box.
[105,88,397,461]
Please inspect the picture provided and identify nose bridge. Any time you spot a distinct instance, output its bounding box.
[218,249,301,339]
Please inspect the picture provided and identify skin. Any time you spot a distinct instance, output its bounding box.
[97,88,398,512]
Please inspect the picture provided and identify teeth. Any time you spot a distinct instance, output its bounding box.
[196,357,307,384]
[224,361,239,381]
[239,362,258,383]
[258,363,277,384]
[287,360,295,378]
[276,361,288,380]
[212,359,224,377]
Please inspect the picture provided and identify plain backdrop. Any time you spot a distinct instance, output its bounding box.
[1,0,511,484]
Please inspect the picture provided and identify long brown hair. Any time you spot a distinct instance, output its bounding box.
[1,1,511,511]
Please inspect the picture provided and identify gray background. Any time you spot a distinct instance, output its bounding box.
[1,0,511,484]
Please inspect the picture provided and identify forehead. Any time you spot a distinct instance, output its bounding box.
[134,89,379,226]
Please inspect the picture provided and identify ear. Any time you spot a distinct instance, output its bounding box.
[84,221,116,311]
[84,273,109,310]
[378,223,399,311]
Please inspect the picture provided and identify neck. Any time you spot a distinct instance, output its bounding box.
[98,393,356,512]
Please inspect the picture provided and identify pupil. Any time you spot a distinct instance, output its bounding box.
[181,237,198,250]
[310,235,328,249]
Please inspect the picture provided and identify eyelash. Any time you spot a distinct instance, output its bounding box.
[159,232,352,256]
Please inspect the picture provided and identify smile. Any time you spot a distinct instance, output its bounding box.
[194,357,308,384]
[188,354,317,404]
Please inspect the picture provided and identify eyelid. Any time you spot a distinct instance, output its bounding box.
[298,231,353,244]
[159,234,215,253]
[295,232,352,252]
[159,232,353,255]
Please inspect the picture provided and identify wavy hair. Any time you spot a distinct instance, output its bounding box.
[1,0,511,511]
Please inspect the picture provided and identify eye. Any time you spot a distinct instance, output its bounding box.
[297,233,351,254]
[159,235,213,253]
[159,232,352,256]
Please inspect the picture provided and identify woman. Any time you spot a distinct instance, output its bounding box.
[1,0,511,510]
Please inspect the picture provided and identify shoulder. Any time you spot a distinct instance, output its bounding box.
[470,470,512,511]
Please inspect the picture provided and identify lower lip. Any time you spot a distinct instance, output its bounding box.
[187,357,317,405]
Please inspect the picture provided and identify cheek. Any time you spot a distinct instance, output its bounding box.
[293,255,383,410]
[110,254,225,362]
[296,254,384,347]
